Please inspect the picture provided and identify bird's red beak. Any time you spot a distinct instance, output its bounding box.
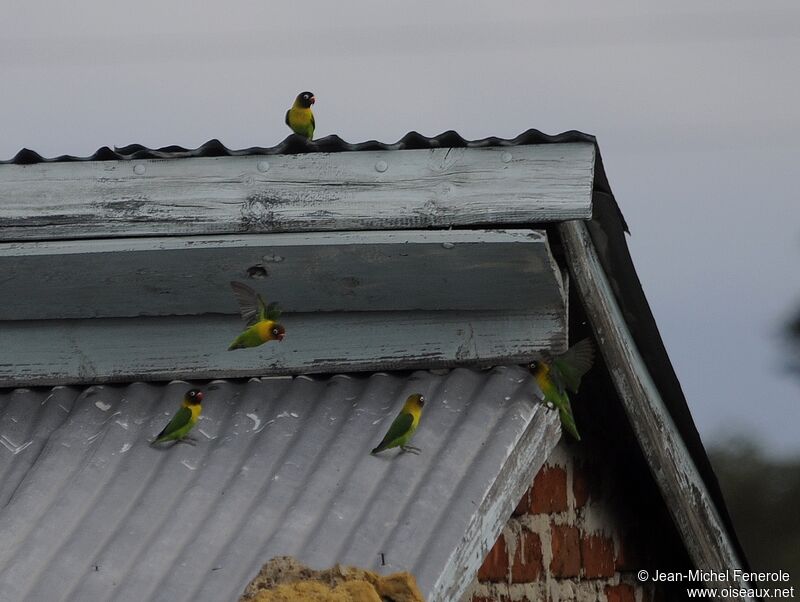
[195,391,205,401]
[310,96,316,105]
[277,332,285,342]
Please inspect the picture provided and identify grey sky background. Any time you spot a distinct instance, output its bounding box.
[3,2,799,456]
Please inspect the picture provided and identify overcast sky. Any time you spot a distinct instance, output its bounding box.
[3,1,799,456]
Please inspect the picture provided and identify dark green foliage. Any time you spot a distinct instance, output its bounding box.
[710,439,800,592]
[789,308,800,374]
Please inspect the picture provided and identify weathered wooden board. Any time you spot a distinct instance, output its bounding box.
[0,144,595,241]
[559,220,752,598]
[0,229,563,320]
[0,310,566,387]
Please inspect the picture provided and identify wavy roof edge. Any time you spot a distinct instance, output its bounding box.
[2,129,596,165]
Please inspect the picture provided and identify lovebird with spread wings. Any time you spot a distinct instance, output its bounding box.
[228,281,286,350]
[530,338,595,440]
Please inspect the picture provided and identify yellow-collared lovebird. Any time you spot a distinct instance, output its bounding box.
[285,91,316,139]
[530,338,595,441]
[228,281,286,350]
[151,389,204,445]
[371,394,425,455]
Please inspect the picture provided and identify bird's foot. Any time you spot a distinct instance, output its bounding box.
[401,445,421,455]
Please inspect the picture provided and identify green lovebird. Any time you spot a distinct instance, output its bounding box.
[285,91,315,139]
[371,394,425,455]
[151,389,204,445]
[530,338,595,441]
[227,281,286,350]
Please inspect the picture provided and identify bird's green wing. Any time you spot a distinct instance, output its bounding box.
[553,338,595,394]
[265,301,282,321]
[230,281,269,326]
[310,113,315,138]
[285,109,291,127]
[376,412,414,448]
[255,295,269,321]
[156,406,192,440]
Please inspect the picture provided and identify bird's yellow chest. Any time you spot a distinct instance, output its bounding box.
[533,364,553,392]
[288,107,313,128]
[406,407,422,429]
[183,402,202,423]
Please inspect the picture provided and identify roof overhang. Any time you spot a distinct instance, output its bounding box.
[0,142,594,241]
[0,141,594,386]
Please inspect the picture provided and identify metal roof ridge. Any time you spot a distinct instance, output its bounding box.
[2,129,598,165]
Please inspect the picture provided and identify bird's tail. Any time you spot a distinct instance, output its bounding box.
[560,406,581,441]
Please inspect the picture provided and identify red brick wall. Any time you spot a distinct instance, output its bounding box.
[464,440,675,602]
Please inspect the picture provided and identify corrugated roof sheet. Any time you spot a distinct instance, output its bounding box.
[0,366,559,602]
[2,129,597,164]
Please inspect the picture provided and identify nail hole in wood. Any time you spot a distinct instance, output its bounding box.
[247,265,268,279]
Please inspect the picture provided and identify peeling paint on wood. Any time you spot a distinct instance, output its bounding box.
[0,144,595,241]
[0,229,563,320]
[0,310,567,388]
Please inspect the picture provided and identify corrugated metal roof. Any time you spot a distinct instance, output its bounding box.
[0,122,749,576]
[2,129,597,164]
[0,366,559,602]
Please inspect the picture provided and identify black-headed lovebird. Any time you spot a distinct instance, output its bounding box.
[151,389,204,445]
[371,394,425,455]
[285,91,315,139]
[530,338,594,440]
[227,281,286,350]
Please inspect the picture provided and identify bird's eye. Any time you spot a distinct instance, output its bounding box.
[272,328,279,335]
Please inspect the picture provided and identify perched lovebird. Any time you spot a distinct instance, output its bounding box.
[371,394,425,455]
[285,91,316,139]
[530,338,595,441]
[228,281,286,350]
[151,389,204,445]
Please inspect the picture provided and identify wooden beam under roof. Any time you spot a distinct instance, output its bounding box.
[0,230,564,320]
[0,143,594,241]
[0,228,567,387]
[0,310,564,387]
